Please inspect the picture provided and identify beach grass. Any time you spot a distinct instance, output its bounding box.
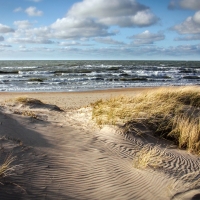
[133,145,170,169]
[0,153,16,179]
[91,86,200,154]
[15,97,44,105]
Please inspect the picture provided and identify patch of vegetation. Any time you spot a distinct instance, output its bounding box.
[14,110,38,119]
[15,97,44,105]
[91,86,200,154]
[133,145,170,169]
[0,154,16,179]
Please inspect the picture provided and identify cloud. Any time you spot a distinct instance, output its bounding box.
[68,0,147,18]
[0,44,12,48]
[172,11,200,34]
[26,27,51,38]
[7,37,54,44]
[0,24,15,33]
[94,37,125,45]
[50,0,158,40]
[25,7,43,16]
[58,43,200,59]
[129,30,165,45]
[14,7,23,12]
[67,0,159,27]
[0,36,4,41]
[99,9,158,27]
[174,34,200,41]
[31,46,54,52]
[51,17,113,39]
[9,26,52,45]
[168,0,200,10]
[14,20,33,29]
[59,41,93,46]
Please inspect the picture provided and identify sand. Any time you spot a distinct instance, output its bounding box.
[0,87,200,200]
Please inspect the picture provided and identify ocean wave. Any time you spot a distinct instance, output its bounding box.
[0,60,200,92]
[18,71,54,76]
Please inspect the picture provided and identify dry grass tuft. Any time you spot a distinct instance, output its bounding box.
[169,115,200,153]
[91,86,200,154]
[133,145,170,169]
[0,153,17,179]
[14,110,38,119]
[15,97,43,105]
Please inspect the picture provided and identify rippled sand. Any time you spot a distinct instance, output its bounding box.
[0,87,199,200]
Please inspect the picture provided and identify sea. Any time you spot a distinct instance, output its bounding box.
[0,60,200,92]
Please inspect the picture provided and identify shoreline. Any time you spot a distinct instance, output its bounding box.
[0,86,156,93]
[0,87,157,109]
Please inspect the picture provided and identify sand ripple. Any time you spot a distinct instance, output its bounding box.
[0,105,200,200]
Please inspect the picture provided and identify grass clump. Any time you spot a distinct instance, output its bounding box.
[91,86,200,154]
[0,154,16,179]
[133,145,170,169]
[14,110,38,119]
[15,97,43,105]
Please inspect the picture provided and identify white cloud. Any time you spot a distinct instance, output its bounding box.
[50,0,158,40]
[58,43,200,59]
[25,7,43,17]
[7,37,54,44]
[68,0,147,18]
[59,41,93,46]
[173,11,200,34]
[14,20,33,29]
[168,0,200,10]
[51,17,112,39]
[0,24,15,33]
[0,36,4,41]
[14,7,23,12]
[94,37,125,45]
[98,9,158,27]
[9,26,52,45]
[193,11,200,24]
[31,46,54,52]
[129,30,165,45]
[67,0,158,27]
[26,27,51,38]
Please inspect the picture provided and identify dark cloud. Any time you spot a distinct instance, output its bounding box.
[168,0,200,10]
[0,24,14,33]
[0,36,4,41]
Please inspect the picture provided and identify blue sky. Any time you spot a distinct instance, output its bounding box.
[0,0,200,60]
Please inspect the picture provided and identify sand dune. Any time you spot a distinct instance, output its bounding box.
[0,88,200,200]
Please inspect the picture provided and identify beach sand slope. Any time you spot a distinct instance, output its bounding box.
[0,89,200,200]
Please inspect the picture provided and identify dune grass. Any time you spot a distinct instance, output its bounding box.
[13,110,38,119]
[15,97,43,105]
[91,86,200,154]
[0,154,16,179]
[133,145,170,169]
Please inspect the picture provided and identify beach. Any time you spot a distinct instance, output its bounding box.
[0,87,200,200]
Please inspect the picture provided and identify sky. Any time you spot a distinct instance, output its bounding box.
[0,0,200,60]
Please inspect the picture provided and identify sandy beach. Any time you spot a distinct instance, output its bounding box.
[0,87,200,200]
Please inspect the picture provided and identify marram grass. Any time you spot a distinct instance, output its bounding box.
[0,153,16,179]
[91,86,200,154]
[15,97,43,105]
[133,145,170,169]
